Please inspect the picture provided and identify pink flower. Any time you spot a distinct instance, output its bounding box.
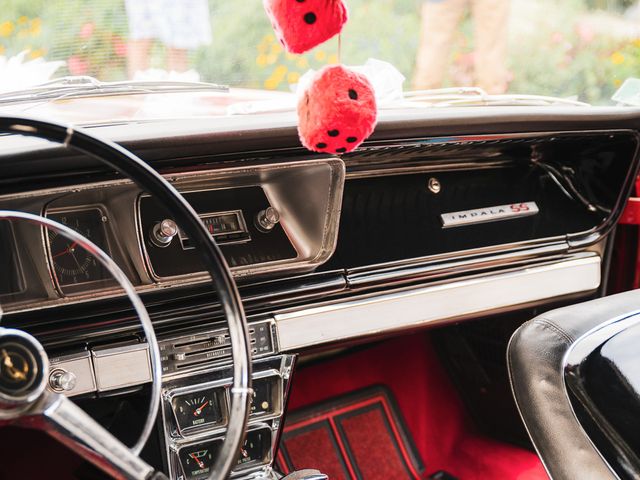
[67,55,89,75]
[576,22,595,44]
[551,32,564,44]
[112,36,127,57]
[79,22,94,39]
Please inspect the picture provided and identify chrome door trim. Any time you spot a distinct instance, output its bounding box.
[275,252,602,351]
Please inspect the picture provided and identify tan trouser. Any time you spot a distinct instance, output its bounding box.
[413,0,510,94]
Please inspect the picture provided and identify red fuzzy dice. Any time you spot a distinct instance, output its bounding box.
[263,0,348,54]
[298,65,377,154]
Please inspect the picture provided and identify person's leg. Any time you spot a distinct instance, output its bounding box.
[471,0,510,93]
[127,39,152,78]
[413,0,467,90]
[124,0,154,78]
[166,48,189,72]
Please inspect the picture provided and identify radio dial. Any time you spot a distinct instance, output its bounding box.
[151,218,178,247]
[255,207,280,232]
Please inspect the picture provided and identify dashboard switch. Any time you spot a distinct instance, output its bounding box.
[49,368,77,392]
[255,207,280,232]
[151,219,179,247]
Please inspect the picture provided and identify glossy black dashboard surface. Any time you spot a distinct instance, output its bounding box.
[325,131,637,268]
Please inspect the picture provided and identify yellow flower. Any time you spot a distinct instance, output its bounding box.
[287,71,300,84]
[273,64,288,80]
[256,54,268,67]
[29,48,45,59]
[266,53,278,65]
[29,18,41,36]
[270,42,282,54]
[17,16,28,26]
[264,77,279,90]
[263,34,274,44]
[611,51,625,65]
[314,50,326,62]
[327,54,339,64]
[634,38,640,48]
[296,57,309,69]
[0,21,14,38]
[614,78,623,87]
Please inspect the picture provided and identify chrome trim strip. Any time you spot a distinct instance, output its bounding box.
[91,343,152,392]
[347,242,570,290]
[275,253,602,351]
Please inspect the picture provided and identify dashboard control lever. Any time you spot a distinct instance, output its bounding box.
[151,219,179,247]
[255,207,280,232]
[49,368,77,392]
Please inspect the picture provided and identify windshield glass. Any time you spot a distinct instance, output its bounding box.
[0,0,638,105]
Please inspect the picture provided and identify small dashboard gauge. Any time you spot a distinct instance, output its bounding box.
[171,387,227,435]
[46,208,112,294]
[250,376,280,418]
[178,439,222,480]
[236,427,272,470]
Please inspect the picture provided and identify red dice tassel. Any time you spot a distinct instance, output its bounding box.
[263,0,348,54]
[298,65,377,155]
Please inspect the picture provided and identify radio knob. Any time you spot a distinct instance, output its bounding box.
[151,219,178,247]
[255,207,280,232]
[49,369,77,392]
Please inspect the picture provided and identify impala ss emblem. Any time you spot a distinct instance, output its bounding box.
[441,202,539,228]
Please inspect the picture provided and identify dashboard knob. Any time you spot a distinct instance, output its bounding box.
[151,219,179,247]
[255,207,280,232]
[49,369,77,392]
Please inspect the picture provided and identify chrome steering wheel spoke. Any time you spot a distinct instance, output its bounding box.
[19,391,161,480]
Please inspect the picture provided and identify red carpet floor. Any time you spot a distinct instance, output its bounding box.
[278,387,423,479]
[282,334,548,480]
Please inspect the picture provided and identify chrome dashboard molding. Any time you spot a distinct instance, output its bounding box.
[346,241,571,291]
[0,157,345,314]
[274,252,602,351]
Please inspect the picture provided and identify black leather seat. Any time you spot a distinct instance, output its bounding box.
[506,290,640,479]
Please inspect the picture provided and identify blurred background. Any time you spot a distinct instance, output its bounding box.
[2,0,640,104]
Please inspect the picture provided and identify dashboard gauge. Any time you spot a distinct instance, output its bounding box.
[178,439,222,480]
[236,427,272,469]
[172,387,227,435]
[250,376,280,417]
[46,208,112,294]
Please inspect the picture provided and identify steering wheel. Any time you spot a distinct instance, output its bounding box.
[0,117,252,480]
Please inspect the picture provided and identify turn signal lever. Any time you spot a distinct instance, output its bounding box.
[279,470,328,480]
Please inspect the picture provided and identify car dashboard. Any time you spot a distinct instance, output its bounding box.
[1,106,639,479]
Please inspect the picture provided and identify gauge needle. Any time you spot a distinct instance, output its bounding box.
[190,453,205,469]
[52,242,79,259]
[68,248,84,271]
[194,400,209,416]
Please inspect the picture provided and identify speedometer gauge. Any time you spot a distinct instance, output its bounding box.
[46,208,112,295]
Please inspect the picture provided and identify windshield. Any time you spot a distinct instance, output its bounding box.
[0,0,638,105]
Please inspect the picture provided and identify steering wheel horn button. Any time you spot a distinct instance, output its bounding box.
[0,328,48,409]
